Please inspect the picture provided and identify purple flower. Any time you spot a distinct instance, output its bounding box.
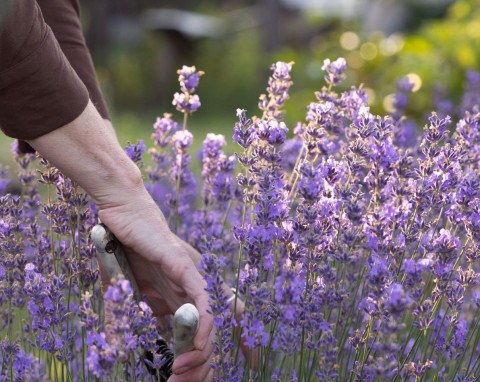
[172,92,201,114]
[384,283,412,315]
[82,277,165,377]
[0,167,11,196]
[199,252,246,381]
[0,340,48,381]
[425,112,451,143]
[460,69,480,113]
[177,65,204,93]
[271,61,293,80]
[125,139,146,166]
[152,113,178,147]
[104,278,133,302]
[367,255,389,292]
[172,130,193,150]
[3,58,480,381]
[359,296,379,317]
[256,119,289,145]
[259,61,294,119]
[432,228,461,264]
[85,332,116,378]
[233,109,256,149]
[396,76,415,93]
[274,264,304,305]
[202,133,226,158]
[242,318,269,348]
[23,263,69,353]
[321,57,347,86]
[172,66,204,113]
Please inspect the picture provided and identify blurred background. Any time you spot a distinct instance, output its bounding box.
[2,0,480,167]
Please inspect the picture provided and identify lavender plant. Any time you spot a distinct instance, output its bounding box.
[1,59,480,381]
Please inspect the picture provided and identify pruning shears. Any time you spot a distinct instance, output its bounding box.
[91,223,199,381]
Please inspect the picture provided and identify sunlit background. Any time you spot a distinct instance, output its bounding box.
[2,0,479,167]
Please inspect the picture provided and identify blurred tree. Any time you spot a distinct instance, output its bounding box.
[76,0,477,127]
[260,0,281,53]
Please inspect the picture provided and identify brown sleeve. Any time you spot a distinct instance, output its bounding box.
[36,0,110,121]
[0,1,89,140]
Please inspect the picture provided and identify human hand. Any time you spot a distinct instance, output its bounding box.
[95,188,217,381]
[96,191,254,381]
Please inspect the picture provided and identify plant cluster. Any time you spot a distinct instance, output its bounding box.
[1,59,480,381]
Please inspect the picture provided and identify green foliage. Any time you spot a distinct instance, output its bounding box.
[90,0,480,148]
[195,29,264,117]
[105,36,158,110]
[288,0,480,121]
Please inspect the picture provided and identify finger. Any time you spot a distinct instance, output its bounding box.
[205,368,214,382]
[179,240,222,350]
[169,353,213,382]
[177,238,201,268]
[192,291,213,351]
[168,366,212,382]
[144,295,172,316]
[172,329,214,373]
[176,261,213,352]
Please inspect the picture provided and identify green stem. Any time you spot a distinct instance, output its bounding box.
[47,184,58,275]
[450,317,479,380]
[171,112,189,233]
[182,111,188,131]
[220,199,233,236]
[358,317,374,373]
[287,147,306,200]
[426,305,449,366]
[262,319,277,378]
[392,330,422,382]
[338,261,368,354]
[173,150,183,234]
[466,318,480,378]
[82,326,86,382]
[234,164,251,364]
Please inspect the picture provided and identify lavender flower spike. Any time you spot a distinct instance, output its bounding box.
[322,57,347,86]
[177,65,204,94]
[173,65,204,114]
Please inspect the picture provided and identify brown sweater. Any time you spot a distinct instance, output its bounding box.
[0,0,109,140]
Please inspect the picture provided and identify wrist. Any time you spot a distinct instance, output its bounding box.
[26,100,145,206]
[89,153,145,208]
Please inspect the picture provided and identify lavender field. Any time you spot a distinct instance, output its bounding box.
[1,60,480,381]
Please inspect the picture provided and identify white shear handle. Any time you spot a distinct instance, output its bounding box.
[173,303,199,357]
[91,223,142,301]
